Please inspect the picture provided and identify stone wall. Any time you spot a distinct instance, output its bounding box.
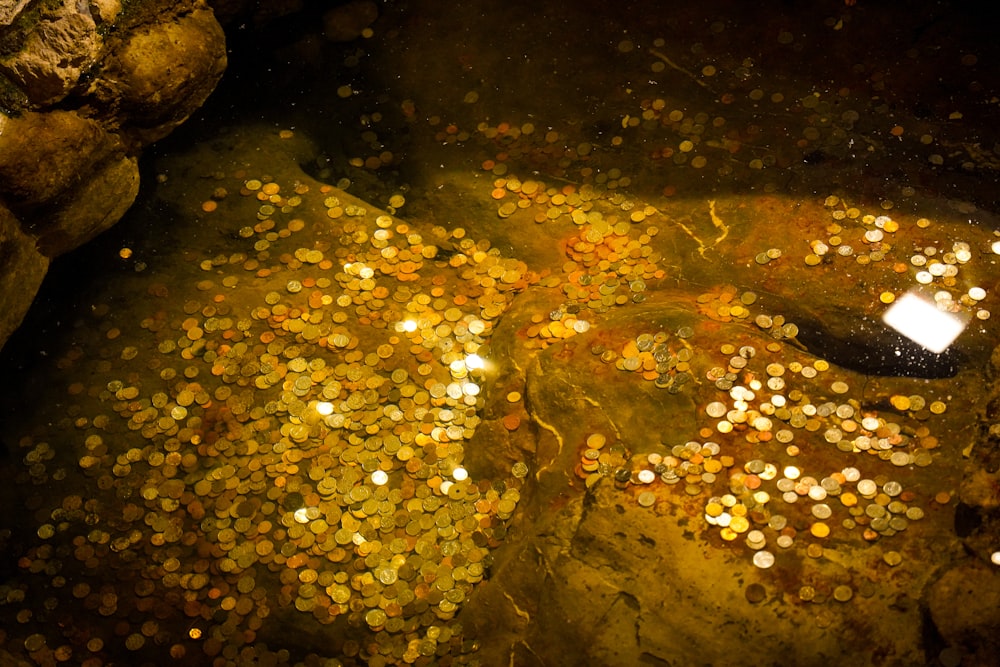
[0,0,226,352]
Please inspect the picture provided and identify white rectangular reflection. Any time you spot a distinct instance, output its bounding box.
[882,292,966,354]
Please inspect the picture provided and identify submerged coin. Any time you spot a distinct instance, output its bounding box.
[833,585,853,602]
[745,583,766,603]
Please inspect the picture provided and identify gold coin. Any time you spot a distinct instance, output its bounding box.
[586,433,607,449]
[729,516,749,533]
[833,585,853,602]
[704,459,723,474]
[810,522,830,538]
[890,395,911,410]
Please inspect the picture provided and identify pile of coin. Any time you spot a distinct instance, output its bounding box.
[810,197,991,321]
[5,171,545,665]
[602,329,696,394]
[574,432,631,489]
[621,322,944,588]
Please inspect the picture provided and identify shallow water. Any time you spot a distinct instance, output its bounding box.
[1,2,999,665]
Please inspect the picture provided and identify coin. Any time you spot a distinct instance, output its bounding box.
[705,401,728,418]
[810,522,830,538]
[745,583,766,603]
[833,585,853,602]
[811,503,832,519]
[883,551,902,566]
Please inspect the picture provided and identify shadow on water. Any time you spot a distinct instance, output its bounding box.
[793,314,962,379]
[0,162,188,415]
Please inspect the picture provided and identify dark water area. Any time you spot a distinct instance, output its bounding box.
[2,1,1000,665]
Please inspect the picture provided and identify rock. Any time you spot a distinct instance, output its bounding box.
[36,154,140,257]
[926,559,1000,660]
[0,0,31,26]
[108,6,227,143]
[0,0,99,106]
[0,109,119,211]
[0,1,228,352]
[0,205,48,354]
[454,286,962,665]
[960,468,1000,511]
[89,0,124,25]
[990,342,1000,375]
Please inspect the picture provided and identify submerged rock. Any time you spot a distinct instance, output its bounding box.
[926,559,1000,663]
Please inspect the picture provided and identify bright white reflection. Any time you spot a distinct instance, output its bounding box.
[464,354,485,370]
[401,319,418,332]
[882,292,966,354]
[315,401,334,415]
